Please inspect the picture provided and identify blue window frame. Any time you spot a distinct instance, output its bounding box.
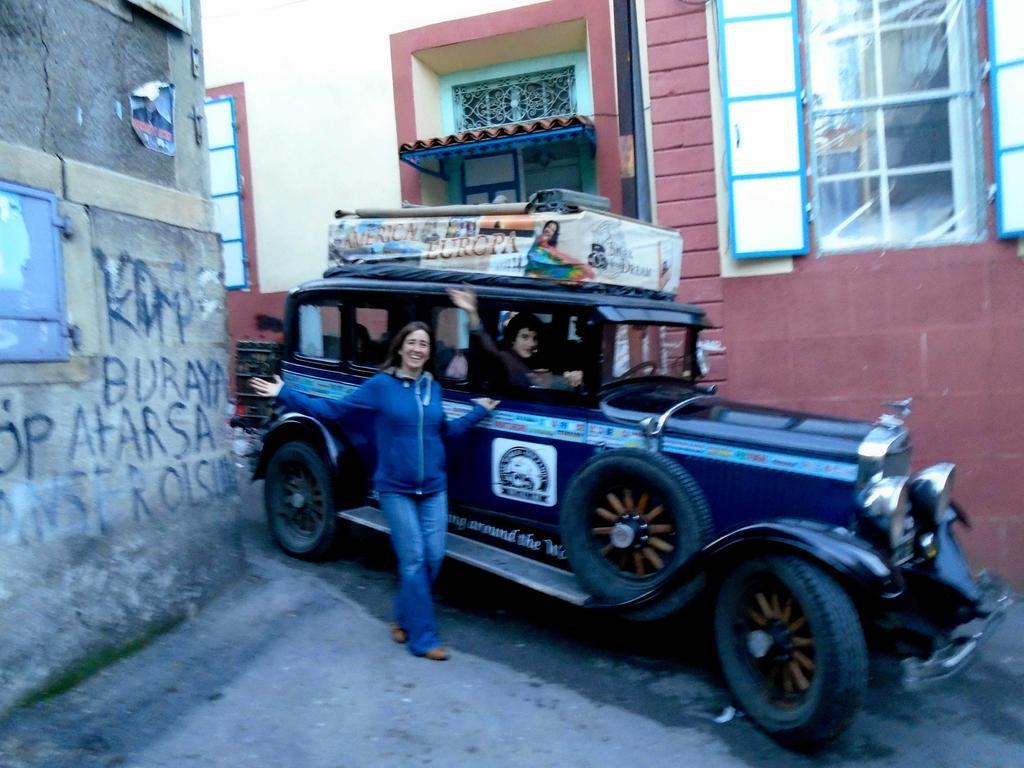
[205,95,249,289]
[988,0,1024,238]
[0,179,69,362]
[718,0,810,258]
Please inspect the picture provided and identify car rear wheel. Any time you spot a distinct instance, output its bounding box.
[714,555,867,748]
[264,441,341,560]
[560,448,712,620]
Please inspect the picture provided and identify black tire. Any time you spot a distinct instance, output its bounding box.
[560,448,712,620]
[264,441,341,560]
[713,555,868,748]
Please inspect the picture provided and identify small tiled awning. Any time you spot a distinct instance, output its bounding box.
[399,115,595,177]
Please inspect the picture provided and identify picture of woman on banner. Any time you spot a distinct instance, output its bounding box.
[524,219,594,282]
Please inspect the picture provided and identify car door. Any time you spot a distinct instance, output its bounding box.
[438,297,600,563]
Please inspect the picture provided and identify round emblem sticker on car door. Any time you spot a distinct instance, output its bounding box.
[492,438,557,507]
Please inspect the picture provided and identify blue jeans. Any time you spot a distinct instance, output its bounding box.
[379,491,448,656]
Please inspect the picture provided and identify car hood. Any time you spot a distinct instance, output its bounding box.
[599,382,877,463]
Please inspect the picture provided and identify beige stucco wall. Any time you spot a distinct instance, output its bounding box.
[202,0,546,294]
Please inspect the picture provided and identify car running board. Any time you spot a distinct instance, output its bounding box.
[337,506,590,606]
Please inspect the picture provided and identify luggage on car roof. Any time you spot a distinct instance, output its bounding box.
[326,189,683,297]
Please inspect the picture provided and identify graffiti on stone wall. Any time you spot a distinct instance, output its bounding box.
[0,249,235,546]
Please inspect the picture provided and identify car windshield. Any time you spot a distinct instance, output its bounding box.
[600,323,697,386]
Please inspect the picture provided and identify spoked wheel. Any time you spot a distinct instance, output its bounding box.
[714,556,867,748]
[591,486,677,579]
[734,572,817,701]
[264,441,340,560]
[561,449,712,620]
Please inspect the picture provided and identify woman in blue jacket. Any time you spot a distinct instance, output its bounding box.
[252,322,498,660]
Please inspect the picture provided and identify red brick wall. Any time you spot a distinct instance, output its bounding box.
[646,1,1024,587]
[646,0,726,383]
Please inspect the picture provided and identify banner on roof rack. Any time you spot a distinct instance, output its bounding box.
[327,210,682,295]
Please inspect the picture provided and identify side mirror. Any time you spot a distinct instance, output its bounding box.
[696,339,725,378]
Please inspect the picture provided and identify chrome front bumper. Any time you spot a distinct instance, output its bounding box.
[901,571,1013,688]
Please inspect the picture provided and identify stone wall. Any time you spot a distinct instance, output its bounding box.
[0,0,243,713]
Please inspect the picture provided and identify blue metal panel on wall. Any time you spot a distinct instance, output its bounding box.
[0,179,69,362]
[718,1,810,258]
[205,96,249,289]
[988,0,1024,238]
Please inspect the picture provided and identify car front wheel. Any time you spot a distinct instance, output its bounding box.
[713,555,868,748]
[561,448,712,619]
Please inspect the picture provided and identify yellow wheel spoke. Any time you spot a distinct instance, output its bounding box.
[793,650,816,672]
[636,492,649,514]
[647,524,673,534]
[755,593,774,620]
[648,536,675,553]
[633,551,645,576]
[600,542,615,556]
[643,505,664,523]
[770,593,782,619]
[747,609,768,627]
[789,661,810,691]
[606,492,626,516]
[595,507,618,523]
[591,527,614,535]
[788,615,807,633]
[781,598,792,623]
[623,488,634,512]
[643,547,664,570]
[791,636,814,648]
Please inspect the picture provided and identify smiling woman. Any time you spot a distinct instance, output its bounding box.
[250,322,498,661]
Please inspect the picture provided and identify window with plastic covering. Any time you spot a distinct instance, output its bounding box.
[297,302,342,363]
[804,0,984,251]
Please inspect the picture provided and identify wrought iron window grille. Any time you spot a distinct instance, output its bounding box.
[452,67,577,132]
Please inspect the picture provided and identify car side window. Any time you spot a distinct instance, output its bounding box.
[297,302,342,362]
[476,303,588,395]
[351,306,391,369]
[433,306,471,384]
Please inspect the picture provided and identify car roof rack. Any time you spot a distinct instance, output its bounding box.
[340,189,612,220]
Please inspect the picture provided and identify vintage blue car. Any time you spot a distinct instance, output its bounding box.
[254,224,1007,748]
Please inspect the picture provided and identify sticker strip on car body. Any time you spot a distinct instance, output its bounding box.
[283,371,857,482]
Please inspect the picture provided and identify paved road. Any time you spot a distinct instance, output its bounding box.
[1,482,1021,768]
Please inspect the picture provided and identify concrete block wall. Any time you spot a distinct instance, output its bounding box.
[0,0,243,714]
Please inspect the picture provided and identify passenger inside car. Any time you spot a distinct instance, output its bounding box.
[447,287,583,391]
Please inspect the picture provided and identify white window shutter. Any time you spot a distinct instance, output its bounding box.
[719,0,808,257]
[989,0,1024,238]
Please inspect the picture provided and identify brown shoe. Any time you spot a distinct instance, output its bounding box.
[423,646,449,661]
[390,624,408,644]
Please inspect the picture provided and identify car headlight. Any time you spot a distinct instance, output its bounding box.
[859,475,912,548]
[909,463,956,527]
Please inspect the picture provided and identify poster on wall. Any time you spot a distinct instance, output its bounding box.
[491,438,557,507]
[328,209,683,296]
[130,81,176,156]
